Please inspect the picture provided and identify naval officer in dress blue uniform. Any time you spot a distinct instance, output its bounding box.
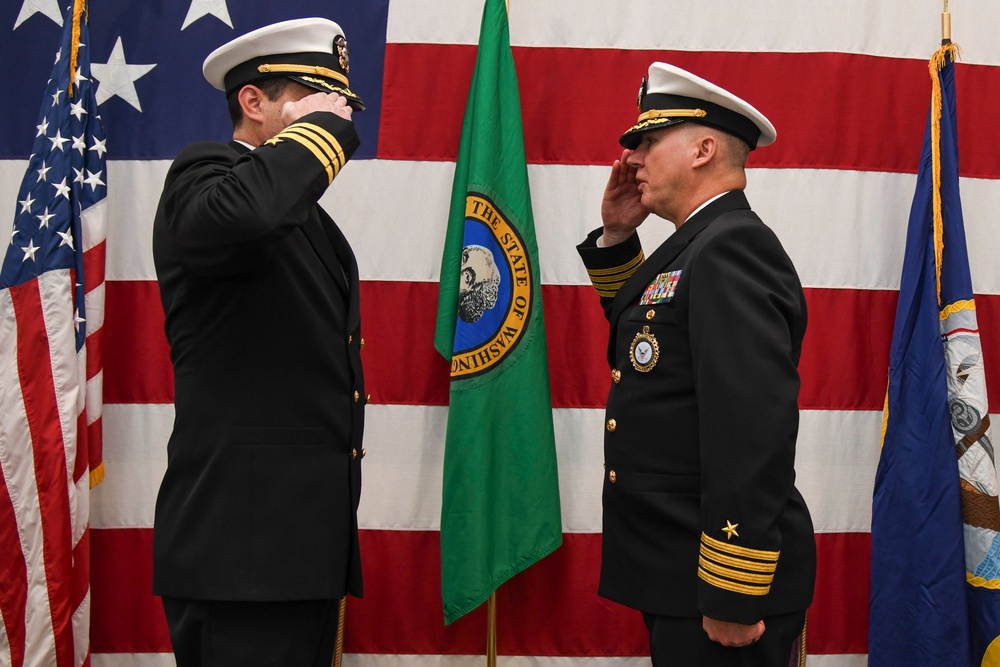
[578,62,816,666]
[151,18,369,667]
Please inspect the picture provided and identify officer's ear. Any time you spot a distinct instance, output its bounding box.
[237,84,267,126]
[691,133,719,169]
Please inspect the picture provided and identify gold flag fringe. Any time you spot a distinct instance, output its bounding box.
[929,42,961,306]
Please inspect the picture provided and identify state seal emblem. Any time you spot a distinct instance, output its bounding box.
[449,193,534,379]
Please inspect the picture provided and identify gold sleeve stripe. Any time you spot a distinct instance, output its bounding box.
[699,544,777,574]
[282,129,342,180]
[292,123,347,170]
[590,267,639,285]
[585,251,645,277]
[698,567,771,596]
[698,554,775,585]
[701,533,779,562]
[586,252,644,297]
[591,276,628,290]
[593,280,630,298]
[588,271,640,289]
[280,124,346,181]
[594,277,628,297]
[277,133,334,183]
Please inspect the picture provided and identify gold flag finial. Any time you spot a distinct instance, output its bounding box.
[942,0,952,45]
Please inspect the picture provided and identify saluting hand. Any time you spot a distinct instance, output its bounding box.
[281,91,353,126]
[600,149,648,247]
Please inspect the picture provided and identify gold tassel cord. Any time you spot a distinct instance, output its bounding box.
[929,42,960,307]
[880,40,960,451]
[879,391,889,450]
[332,597,347,667]
[68,0,86,97]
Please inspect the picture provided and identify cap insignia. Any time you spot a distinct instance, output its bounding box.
[334,35,350,73]
[636,75,647,110]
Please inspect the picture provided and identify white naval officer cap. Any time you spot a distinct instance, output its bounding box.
[202,17,365,111]
[619,62,775,150]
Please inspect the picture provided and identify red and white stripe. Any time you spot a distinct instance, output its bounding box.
[5,1,1000,664]
[0,155,106,667]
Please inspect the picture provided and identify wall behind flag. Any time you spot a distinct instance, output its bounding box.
[4,0,1000,665]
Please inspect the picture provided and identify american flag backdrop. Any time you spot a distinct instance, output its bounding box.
[1,2,106,665]
[3,1,1000,666]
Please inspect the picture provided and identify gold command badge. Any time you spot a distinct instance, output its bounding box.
[629,325,659,372]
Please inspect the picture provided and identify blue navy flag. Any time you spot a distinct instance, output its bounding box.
[871,44,1000,666]
[0,2,107,665]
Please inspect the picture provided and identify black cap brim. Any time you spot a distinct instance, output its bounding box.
[288,75,365,111]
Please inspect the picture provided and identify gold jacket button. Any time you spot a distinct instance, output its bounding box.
[361,448,367,459]
[366,394,371,403]
[348,334,353,344]
[351,448,358,460]
[354,391,360,402]
[612,369,621,383]
[608,470,617,483]
[646,309,656,320]
[607,418,617,432]
[360,338,365,349]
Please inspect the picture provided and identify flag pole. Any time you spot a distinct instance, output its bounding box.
[486,592,497,667]
[487,0,507,658]
[486,0,510,667]
[942,0,951,44]
[488,0,508,657]
[332,597,347,667]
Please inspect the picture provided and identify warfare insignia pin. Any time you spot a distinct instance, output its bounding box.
[630,326,659,372]
[640,270,682,305]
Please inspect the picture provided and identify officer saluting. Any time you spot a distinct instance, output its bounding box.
[578,62,816,666]
[152,18,369,666]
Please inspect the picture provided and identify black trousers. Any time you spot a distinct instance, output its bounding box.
[643,610,806,667]
[161,597,341,667]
